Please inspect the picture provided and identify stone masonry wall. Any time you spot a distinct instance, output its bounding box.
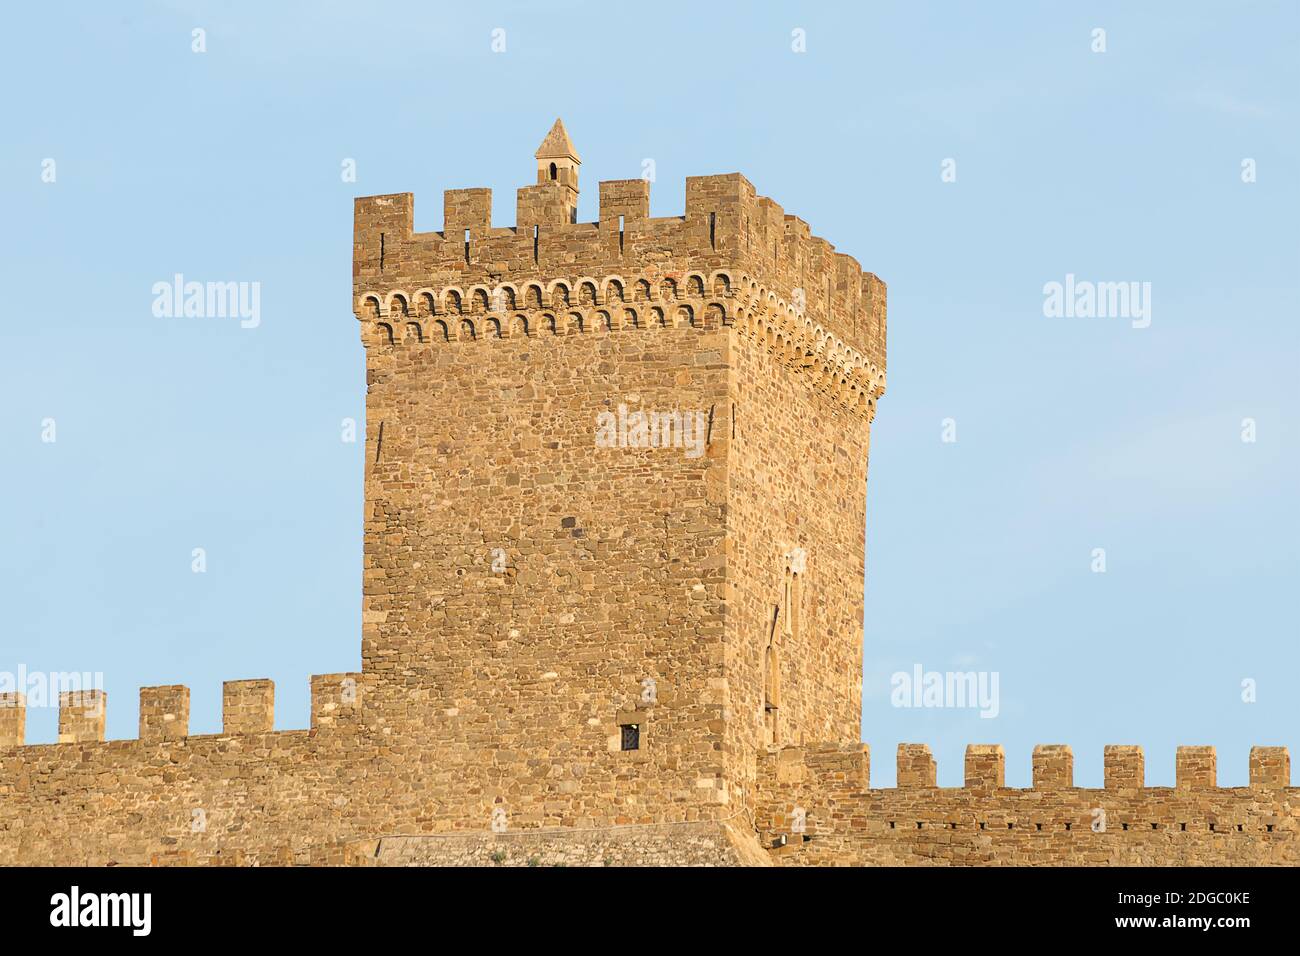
[358,318,735,821]
[722,326,871,820]
[353,821,770,867]
[755,743,1298,865]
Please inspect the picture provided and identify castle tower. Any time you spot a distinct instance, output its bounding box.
[351,121,887,826]
[534,118,580,223]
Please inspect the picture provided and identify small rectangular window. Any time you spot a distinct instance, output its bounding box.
[620,724,640,751]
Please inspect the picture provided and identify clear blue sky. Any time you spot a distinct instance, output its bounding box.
[2,2,1295,786]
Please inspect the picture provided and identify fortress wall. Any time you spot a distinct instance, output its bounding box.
[756,743,1299,866]
[0,694,393,866]
[722,326,872,815]
[353,820,771,867]
[358,314,736,815]
[0,673,738,866]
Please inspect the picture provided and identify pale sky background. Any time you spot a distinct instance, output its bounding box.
[2,1,1296,786]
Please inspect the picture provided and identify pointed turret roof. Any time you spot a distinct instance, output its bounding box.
[535,118,580,162]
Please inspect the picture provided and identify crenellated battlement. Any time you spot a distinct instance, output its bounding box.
[0,674,365,749]
[760,742,1294,794]
[352,159,886,374]
[756,743,1299,865]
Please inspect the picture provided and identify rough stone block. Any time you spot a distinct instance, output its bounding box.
[223,679,274,735]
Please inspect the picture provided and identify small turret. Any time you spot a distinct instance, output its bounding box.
[535,118,580,222]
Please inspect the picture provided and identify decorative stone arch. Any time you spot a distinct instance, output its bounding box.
[595,310,612,332]
[495,284,518,311]
[469,287,490,313]
[684,273,706,298]
[510,314,530,338]
[414,289,437,317]
[789,338,805,366]
[660,277,678,301]
[602,276,626,303]
[710,271,733,297]
[705,302,727,328]
[549,280,571,308]
[811,359,831,387]
[458,318,477,341]
[387,291,410,318]
[542,312,559,335]
[432,319,450,342]
[576,278,599,306]
[359,294,383,320]
[485,316,503,339]
[403,321,423,344]
[633,278,652,302]
[622,307,639,330]
[675,304,695,328]
[649,306,666,328]
[524,284,544,310]
[443,288,464,315]
[835,371,852,401]
[372,322,394,347]
[568,311,585,334]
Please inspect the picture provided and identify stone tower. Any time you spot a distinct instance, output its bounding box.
[352,119,888,826]
[533,118,580,223]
